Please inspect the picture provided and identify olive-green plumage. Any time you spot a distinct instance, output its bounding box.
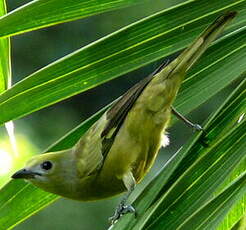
[12,12,237,203]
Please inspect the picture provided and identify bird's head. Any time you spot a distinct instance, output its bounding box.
[11,149,78,197]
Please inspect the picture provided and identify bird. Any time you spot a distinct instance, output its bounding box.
[12,11,237,224]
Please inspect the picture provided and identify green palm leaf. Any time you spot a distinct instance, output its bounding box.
[0,0,245,125]
[0,0,141,38]
[0,0,245,229]
[0,0,10,92]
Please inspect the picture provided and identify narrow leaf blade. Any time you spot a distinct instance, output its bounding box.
[179,172,246,230]
[0,0,142,38]
[0,0,245,126]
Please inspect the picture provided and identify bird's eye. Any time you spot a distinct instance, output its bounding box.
[41,161,53,170]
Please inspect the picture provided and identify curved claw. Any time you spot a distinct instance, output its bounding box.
[109,203,136,225]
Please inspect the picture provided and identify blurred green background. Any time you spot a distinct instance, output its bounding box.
[0,0,236,229]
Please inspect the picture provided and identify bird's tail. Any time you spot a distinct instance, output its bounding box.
[141,11,237,114]
[159,11,237,81]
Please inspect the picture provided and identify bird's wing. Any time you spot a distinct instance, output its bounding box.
[75,62,168,177]
[101,61,168,140]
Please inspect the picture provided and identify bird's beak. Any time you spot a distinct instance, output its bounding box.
[11,168,40,179]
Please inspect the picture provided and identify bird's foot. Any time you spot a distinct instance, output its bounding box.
[109,203,136,225]
[192,123,203,132]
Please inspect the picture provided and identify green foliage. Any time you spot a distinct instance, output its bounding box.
[0,0,245,229]
[0,0,142,38]
[0,0,10,92]
[0,0,245,125]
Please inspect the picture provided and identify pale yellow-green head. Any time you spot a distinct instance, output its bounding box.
[12,149,78,198]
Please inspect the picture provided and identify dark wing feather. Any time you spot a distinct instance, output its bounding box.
[101,61,168,145]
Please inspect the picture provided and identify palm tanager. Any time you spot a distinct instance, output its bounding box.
[12,11,237,223]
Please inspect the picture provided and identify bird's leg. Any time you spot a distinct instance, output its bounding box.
[171,106,203,131]
[109,172,136,225]
[109,188,135,224]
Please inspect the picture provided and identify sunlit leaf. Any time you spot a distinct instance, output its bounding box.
[0,0,245,126]
[178,172,246,230]
[231,215,246,230]
[0,0,10,92]
[0,0,19,187]
[0,0,142,38]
